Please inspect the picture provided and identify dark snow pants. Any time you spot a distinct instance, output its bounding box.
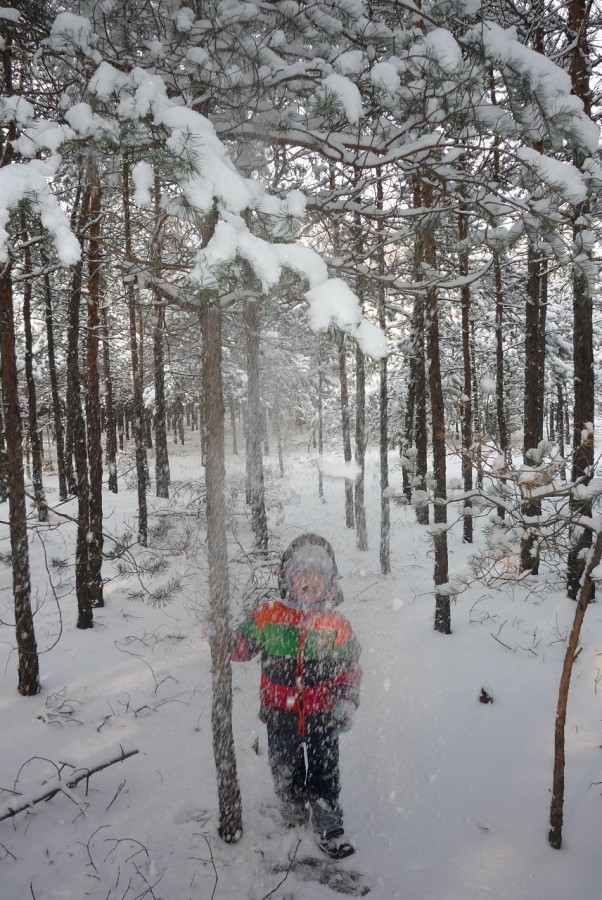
[266,709,343,833]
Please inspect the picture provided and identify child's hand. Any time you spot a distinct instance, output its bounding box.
[333,699,356,736]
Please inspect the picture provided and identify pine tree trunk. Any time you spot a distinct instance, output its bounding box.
[566,0,594,600]
[412,178,429,525]
[150,174,169,498]
[459,200,472,544]
[244,300,268,554]
[377,178,390,574]
[549,528,602,848]
[123,154,148,546]
[20,213,48,522]
[317,338,324,499]
[64,187,85,498]
[153,302,170,498]
[67,185,94,629]
[401,343,416,503]
[521,246,545,574]
[354,346,368,551]
[331,165,354,528]
[493,252,508,458]
[0,396,8,503]
[227,394,237,456]
[0,264,40,694]
[423,183,450,634]
[200,301,243,844]
[86,160,103,608]
[101,303,118,493]
[337,333,354,528]
[43,268,68,501]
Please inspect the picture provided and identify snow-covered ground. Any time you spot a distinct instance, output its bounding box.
[1,429,601,899]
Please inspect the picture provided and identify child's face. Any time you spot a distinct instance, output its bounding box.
[290,568,326,607]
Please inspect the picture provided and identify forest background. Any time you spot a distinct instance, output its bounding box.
[1,0,602,886]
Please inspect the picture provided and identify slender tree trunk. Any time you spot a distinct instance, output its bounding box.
[200,301,243,844]
[244,300,268,554]
[43,268,68,501]
[66,184,94,629]
[423,182,450,634]
[459,198,472,543]
[151,175,169,499]
[20,213,48,522]
[557,383,566,478]
[549,528,602,848]
[493,252,508,458]
[331,166,354,527]
[101,303,118,493]
[520,245,545,574]
[354,345,368,551]
[153,302,170,498]
[0,392,8,503]
[86,159,103,608]
[412,177,429,525]
[273,390,284,477]
[64,187,84,498]
[229,394,238,457]
[0,264,40,694]
[317,338,324,499]
[401,337,416,503]
[338,332,354,528]
[566,0,594,600]
[123,154,148,546]
[377,178,390,574]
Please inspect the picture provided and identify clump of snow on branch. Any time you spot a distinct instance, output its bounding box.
[132,161,154,207]
[322,73,364,124]
[306,278,387,359]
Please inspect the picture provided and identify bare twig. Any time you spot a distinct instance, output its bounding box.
[261,838,302,900]
[0,745,139,822]
[194,833,219,900]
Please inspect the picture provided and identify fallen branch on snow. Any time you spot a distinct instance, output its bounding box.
[0,741,139,822]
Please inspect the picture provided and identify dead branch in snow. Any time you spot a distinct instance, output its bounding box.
[0,742,138,822]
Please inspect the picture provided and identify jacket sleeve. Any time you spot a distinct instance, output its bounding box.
[331,625,362,709]
[230,610,264,661]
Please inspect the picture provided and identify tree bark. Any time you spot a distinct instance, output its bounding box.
[354,345,368,551]
[423,182,450,634]
[244,300,268,555]
[549,528,602,848]
[42,267,68,501]
[152,174,170,498]
[377,178,390,574]
[0,389,8,503]
[566,0,594,600]
[459,198,472,544]
[317,337,324,499]
[101,302,118,493]
[20,212,48,522]
[153,301,170,498]
[123,154,148,546]
[67,184,94,629]
[86,158,104,608]
[493,252,508,458]
[0,264,40,694]
[412,177,429,525]
[200,300,243,844]
[521,245,546,575]
[337,333,354,528]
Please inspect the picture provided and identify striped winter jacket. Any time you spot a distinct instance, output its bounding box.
[232,598,361,735]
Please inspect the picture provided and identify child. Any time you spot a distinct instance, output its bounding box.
[232,533,361,859]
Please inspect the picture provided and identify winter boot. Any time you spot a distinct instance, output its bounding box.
[280,800,310,827]
[315,827,355,859]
